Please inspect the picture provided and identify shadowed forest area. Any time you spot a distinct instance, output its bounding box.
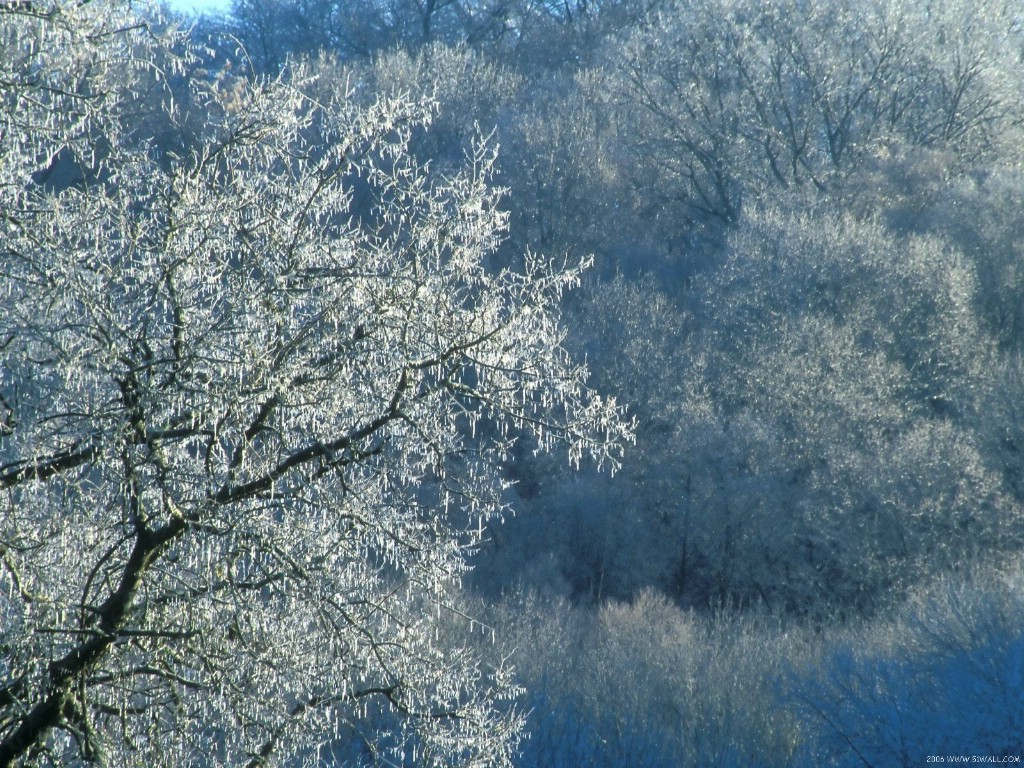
[2,0,1024,764]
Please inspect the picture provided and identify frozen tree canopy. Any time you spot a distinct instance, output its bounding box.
[0,3,628,765]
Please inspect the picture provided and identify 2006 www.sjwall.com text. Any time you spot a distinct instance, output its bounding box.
[927,757,1021,764]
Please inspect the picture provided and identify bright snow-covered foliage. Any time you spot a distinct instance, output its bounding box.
[0,2,628,765]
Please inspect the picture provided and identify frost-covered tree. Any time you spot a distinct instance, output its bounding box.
[0,3,627,765]
[685,204,1015,610]
[607,0,1023,229]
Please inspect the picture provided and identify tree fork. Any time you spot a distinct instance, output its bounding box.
[0,514,188,766]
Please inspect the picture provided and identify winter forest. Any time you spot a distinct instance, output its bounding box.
[2,0,1024,765]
